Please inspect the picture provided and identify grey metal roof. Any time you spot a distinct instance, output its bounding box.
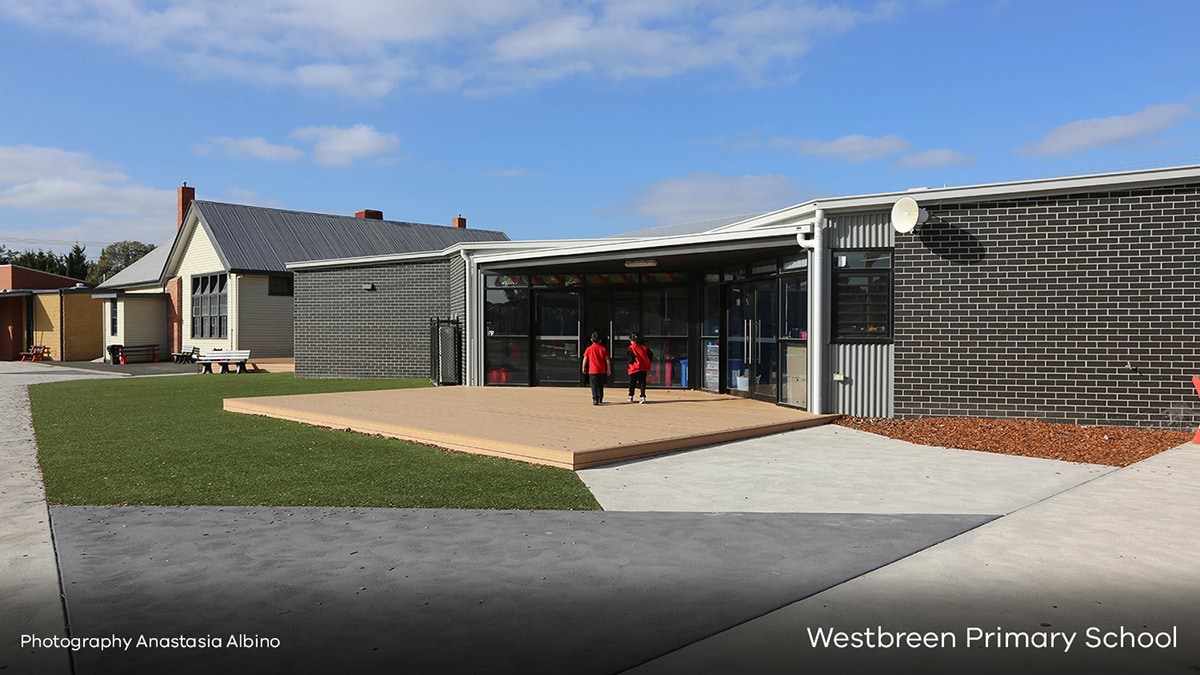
[97,242,171,288]
[194,201,509,273]
[611,213,765,238]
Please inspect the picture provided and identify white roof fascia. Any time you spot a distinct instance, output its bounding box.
[286,238,633,271]
[713,163,1200,233]
[472,224,811,266]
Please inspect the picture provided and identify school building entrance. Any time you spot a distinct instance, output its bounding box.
[480,247,810,410]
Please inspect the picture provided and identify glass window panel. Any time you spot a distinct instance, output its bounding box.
[781,343,808,408]
[485,288,529,336]
[642,337,687,388]
[782,277,808,339]
[837,251,892,269]
[701,338,720,392]
[662,286,688,337]
[702,286,720,337]
[749,260,777,276]
[486,275,528,288]
[641,288,663,335]
[484,337,530,385]
[833,271,890,339]
[782,254,808,271]
[641,272,682,284]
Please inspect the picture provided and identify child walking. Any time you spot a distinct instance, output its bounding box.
[626,332,653,404]
[581,331,611,406]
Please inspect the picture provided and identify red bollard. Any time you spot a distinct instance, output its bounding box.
[1193,376,1200,445]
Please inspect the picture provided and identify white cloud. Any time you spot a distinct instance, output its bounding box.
[1021,103,1194,156]
[0,145,127,183]
[632,173,817,225]
[0,1,920,96]
[897,148,973,168]
[202,136,303,162]
[771,134,912,162]
[0,145,174,250]
[485,168,532,179]
[291,124,400,166]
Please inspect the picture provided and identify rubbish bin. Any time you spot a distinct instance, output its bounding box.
[107,344,123,364]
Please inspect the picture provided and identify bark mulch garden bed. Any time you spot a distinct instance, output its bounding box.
[834,416,1193,467]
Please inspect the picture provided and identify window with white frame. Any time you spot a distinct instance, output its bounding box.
[191,273,228,339]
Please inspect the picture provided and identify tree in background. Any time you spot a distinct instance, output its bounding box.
[0,243,94,281]
[87,240,156,284]
[11,248,69,277]
[64,243,91,281]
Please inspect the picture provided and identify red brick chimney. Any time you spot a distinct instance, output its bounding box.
[178,182,195,229]
[355,209,383,220]
[452,214,467,229]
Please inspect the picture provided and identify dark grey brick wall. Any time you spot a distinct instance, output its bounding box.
[295,260,452,379]
[894,183,1200,430]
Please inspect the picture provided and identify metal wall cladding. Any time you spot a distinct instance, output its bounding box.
[827,211,894,249]
[825,210,895,417]
[831,342,894,418]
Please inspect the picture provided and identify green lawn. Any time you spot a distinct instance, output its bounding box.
[29,374,600,510]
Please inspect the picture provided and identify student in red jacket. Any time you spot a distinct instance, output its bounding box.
[626,332,653,404]
[581,331,611,406]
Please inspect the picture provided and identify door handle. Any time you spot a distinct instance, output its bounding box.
[745,318,752,365]
[756,320,762,367]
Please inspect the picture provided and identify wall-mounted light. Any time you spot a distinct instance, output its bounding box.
[361,283,376,291]
[624,259,658,269]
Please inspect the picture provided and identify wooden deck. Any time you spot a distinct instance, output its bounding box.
[249,357,295,373]
[224,387,839,470]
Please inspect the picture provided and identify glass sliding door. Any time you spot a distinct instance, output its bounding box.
[484,281,530,385]
[780,274,808,408]
[533,290,581,385]
[751,280,777,402]
[727,285,750,395]
[727,280,778,402]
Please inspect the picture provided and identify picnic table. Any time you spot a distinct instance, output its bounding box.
[20,345,50,361]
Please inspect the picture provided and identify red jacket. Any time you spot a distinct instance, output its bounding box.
[627,342,652,375]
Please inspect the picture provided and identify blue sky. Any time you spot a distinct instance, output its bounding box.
[1,0,1198,255]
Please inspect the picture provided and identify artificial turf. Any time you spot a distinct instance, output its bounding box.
[29,374,601,510]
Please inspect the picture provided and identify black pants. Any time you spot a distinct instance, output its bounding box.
[589,374,607,403]
[628,371,647,398]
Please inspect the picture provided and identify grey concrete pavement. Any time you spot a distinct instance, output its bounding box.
[580,424,1113,514]
[634,442,1200,675]
[51,507,992,675]
[0,361,116,674]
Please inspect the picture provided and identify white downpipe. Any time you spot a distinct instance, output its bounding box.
[459,249,479,386]
[797,208,827,414]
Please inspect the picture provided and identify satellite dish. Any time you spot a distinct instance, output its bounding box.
[891,196,929,234]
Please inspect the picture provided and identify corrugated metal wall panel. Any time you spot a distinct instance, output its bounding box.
[831,342,894,417]
[828,211,894,249]
[824,211,894,417]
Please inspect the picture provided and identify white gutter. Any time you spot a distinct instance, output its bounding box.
[286,238,637,272]
[473,223,813,266]
[716,162,1200,234]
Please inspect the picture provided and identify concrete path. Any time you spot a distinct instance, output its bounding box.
[580,424,1113,514]
[633,442,1200,675]
[51,507,992,675]
[0,361,116,674]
